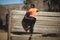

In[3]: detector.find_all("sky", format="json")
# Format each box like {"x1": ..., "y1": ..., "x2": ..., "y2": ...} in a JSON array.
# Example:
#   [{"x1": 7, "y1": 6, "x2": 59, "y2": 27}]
[{"x1": 0, "y1": 0, "x2": 24, "y2": 5}]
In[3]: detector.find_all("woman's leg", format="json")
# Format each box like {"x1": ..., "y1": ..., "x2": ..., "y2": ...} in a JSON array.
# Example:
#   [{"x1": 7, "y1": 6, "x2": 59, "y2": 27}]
[
  {"x1": 29, "y1": 18, "x2": 36, "y2": 34},
  {"x1": 22, "y1": 19, "x2": 28, "y2": 32}
]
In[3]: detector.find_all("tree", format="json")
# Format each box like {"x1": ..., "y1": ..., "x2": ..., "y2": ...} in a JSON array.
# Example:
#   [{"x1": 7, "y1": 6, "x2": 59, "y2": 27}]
[
  {"x1": 24, "y1": 0, "x2": 32, "y2": 4},
  {"x1": 22, "y1": 0, "x2": 32, "y2": 10},
  {"x1": 23, "y1": 0, "x2": 60, "y2": 11},
  {"x1": 44, "y1": 0, "x2": 60, "y2": 12}
]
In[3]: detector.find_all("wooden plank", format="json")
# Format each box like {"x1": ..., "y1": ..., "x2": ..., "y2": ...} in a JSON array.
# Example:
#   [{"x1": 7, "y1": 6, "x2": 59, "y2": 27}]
[
  {"x1": 37, "y1": 12, "x2": 60, "y2": 17},
  {"x1": 11, "y1": 10, "x2": 60, "y2": 16},
  {"x1": 36, "y1": 21, "x2": 60, "y2": 26},
  {"x1": 36, "y1": 16, "x2": 60, "y2": 21},
  {"x1": 10, "y1": 17, "x2": 60, "y2": 26},
  {"x1": 10, "y1": 14, "x2": 60, "y2": 22},
  {"x1": 11, "y1": 26, "x2": 60, "y2": 33}
]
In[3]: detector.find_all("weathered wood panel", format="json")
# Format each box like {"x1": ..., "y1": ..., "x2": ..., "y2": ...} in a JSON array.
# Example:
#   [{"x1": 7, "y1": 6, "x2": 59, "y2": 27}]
[
  {"x1": 9, "y1": 10, "x2": 60, "y2": 34},
  {"x1": 11, "y1": 34, "x2": 60, "y2": 40}
]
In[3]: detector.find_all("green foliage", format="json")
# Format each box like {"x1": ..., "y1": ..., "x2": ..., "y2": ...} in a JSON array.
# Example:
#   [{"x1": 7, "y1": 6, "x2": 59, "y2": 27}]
[
  {"x1": 24, "y1": 0, "x2": 32, "y2": 4},
  {"x1": 39, "y1": 0, "x2": 60, "y2": 12},
  {"x1": 44, "y1": 0, "x2": 60, "y2": 11},
  {"x1": 24, "y1": 0, "x2": 60, "y2": 11},
  {"x1": 23, "y1": 0, "x2": 32, "y2": 10}
]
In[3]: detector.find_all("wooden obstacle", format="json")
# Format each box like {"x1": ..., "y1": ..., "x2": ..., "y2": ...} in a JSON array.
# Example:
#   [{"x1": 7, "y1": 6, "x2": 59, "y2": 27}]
[{"x1": 9, "y1": 10, "x2": 60, "y2": 34}]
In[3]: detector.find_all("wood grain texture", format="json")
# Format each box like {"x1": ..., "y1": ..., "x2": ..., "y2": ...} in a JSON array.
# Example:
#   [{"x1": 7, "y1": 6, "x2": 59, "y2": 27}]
[{"x1": 9, "y1": 10, "x2": 60, "y2": 34}]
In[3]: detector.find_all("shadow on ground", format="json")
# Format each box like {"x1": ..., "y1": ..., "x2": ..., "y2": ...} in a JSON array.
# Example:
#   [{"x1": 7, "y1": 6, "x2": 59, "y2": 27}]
[
  {"x1": 42, "y1": 33, "x2": 60, "y2": 37},
  {"x1": 11, "y1": 32, "x2": 60, "y2": 37}
]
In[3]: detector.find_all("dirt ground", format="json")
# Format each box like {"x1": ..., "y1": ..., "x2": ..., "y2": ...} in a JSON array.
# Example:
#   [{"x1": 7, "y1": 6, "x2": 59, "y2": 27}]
[
  {"x1": 0, "y1": 30, "x2": 7, "y2": 40},
  {"x1": 0, "y1": 29, "x2": 60, "y2": 40}
]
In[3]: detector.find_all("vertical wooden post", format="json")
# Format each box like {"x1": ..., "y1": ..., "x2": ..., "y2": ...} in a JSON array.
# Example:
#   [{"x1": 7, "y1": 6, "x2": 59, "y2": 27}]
[{"x1": 8, "y1": 11, "x2": 11, "y2": 40}]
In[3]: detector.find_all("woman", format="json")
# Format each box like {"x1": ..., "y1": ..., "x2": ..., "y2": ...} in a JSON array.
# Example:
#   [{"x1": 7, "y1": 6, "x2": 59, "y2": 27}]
[{"x1": 22, "y1": 4, "x2": 38, "y2": 33}]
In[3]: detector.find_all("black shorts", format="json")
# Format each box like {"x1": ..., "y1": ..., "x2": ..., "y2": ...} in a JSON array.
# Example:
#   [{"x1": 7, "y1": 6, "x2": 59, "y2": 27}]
[{"x1": 22, "y1": 16, "x2": 36, "y2": 26}]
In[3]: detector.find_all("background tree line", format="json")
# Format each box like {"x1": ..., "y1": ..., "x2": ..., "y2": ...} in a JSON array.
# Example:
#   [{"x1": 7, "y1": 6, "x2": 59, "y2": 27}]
[{"x1": 23, "y1": 0, "x2": 60, "y2": 12}]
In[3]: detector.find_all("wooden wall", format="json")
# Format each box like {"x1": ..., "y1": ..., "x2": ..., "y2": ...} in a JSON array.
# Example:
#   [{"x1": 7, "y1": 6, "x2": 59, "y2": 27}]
[{"x1": 9, "y1": 10, "x2": 60, "y2": 34}]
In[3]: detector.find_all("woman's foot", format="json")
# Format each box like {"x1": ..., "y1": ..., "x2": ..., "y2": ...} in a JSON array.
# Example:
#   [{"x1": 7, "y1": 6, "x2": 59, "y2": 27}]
[{"x1": 25, "y1": 28, "x2": 28, "y2": 32}]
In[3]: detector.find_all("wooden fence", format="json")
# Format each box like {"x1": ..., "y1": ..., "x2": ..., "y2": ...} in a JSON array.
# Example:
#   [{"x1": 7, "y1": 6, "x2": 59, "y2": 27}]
[{"x1": 9, "y1": 10, "x2": 60, "y2": 34}]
